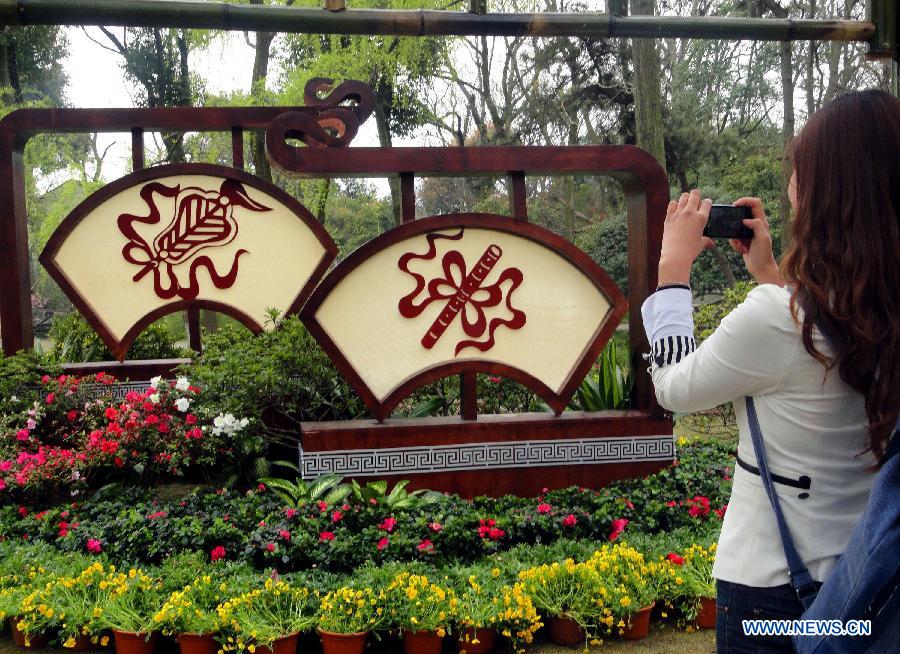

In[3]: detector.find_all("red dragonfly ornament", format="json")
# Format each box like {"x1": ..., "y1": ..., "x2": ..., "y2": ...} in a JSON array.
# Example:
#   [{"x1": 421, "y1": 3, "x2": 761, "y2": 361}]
[
  {"x1": 398, "y1": 229, "x2": 526, "y2": 355},
  {"x1": 118, "y1": 179, "x2": 271, "y2": 300}
]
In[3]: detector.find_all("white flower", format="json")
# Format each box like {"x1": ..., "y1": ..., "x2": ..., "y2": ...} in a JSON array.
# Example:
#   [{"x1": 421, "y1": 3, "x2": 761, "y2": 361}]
[
  {"x1": 175, "y1": 397, "x2": 190, "y2": 412},
  {"x1": 9, "y1": 395, "x2": 17, "y2": 403},
  {"x1": 175, "y1": 377, "x2": 190, "y2": 392},
  {"x1": 210, "y1": 412, "x2": 249, "y2": 436},
  {"x1": 149, "y1": 393, "x2": 160, "y2": 404},
  {"x1": 149, "y1": 376, "x2": 163, "y2": 389}
]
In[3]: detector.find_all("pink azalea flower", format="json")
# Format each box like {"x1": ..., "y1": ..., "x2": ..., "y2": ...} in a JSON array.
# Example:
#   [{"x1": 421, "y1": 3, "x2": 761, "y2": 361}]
[
  {"x1": 417, "y1": 538, "x2": 434, "y2": 552},
  {"x1": 429, "y1": 522, "x2": 442, "y2": 532},
  {"x1": 266, "y1": 542, "x2": 276, "y2": 552},
  {"x1": 279, "y1": 530, "x2": 291, "y2": 540},
  {"x1": 537, "y1": 503, "x2": 552, "y2": 514},
  {"x1": 319, "y1": 531, "x2": 335, "y2": 542},
  {"x1": 562, "y1": 514, "x2": 577, "y2": 528},
  {"x1": 377, "y1": 537, "x2": 389, "y2": 551},
  {"x1": 380, "y1": 517, "x2": 397, "y2": 533},
  {"x1": 608, "y1": 518, "x2": 629, "y2": 541},
  {"x1": 284, "y1": 508, "x2": 298, "y2": 519},
  {"x1": 210, "y1": 546, "x2": 226, "y2": 562},
  {"x1": 86, "y1": 538, "x2": 103, "y2": 553},
  {"x1": 331, "y1": 510, "x2": 343, "y2": 523}
]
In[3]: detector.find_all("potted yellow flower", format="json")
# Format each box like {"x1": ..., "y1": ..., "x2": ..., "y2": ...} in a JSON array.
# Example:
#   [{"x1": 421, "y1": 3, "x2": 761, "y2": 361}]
[
  {"x1": 517, "y1": 559, "x2": 605, "y2": 648},
  {"x1": 384, "y1": 572, "x2": 454, "y2": 654},
  {"x1": 216, "y1": 578, "x2": 316, "y2": 654},
  {"x1": 19, "y1": 562, "x2": 117, "y2": 650},
  {"x1": 673, "y1": 543, "x2": 717, "y2": 629},
  {"x1": 586, "y1": 543, "x2": 658, "y2": 640},
  {"x1": 152, "y1": 576, "x2": 225, "y2": 654},
  {"x1": 317, "y1": 586, "x2": 384, "y2": 654},
  {"x1": 97, "y1": 568, "x2": 164, "y2": 654}
]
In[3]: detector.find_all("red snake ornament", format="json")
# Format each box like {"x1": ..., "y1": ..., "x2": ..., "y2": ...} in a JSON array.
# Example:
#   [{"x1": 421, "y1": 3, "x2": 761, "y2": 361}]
[{"x1": 118, "y1": 180, "x2": 271, "y2": 300}]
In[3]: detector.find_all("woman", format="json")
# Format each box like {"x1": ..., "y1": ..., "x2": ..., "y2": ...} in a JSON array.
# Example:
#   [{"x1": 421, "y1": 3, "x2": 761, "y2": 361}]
[{"x1": 641, "y1": 89, "x2": 899, "y2": 653}]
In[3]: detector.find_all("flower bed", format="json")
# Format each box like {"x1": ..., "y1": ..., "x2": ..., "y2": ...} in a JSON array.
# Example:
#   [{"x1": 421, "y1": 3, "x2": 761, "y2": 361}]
[{"x1": 0, "y1": 534, "x2": 718, "y2": 653}]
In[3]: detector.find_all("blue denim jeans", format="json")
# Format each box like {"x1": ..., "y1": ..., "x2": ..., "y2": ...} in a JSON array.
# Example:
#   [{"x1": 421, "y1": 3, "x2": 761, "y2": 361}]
[{"x1": 716, "y1": 579, "x2": 821, "y2": 654}]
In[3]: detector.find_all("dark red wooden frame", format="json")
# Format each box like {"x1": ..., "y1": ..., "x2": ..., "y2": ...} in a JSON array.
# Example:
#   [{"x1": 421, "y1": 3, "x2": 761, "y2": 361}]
[
  {"x1": 0, "y1": 89, "x2": 672, "y2": 496},
  {"x1": 267, "y1": 137, "x2": 669, "y2": 416},
  {"x1": 39, "y1": 162, "x2": 338, "y2": 360},
  {"x1": 300, "y1": 212, "x2": 629, "y2": 421}
]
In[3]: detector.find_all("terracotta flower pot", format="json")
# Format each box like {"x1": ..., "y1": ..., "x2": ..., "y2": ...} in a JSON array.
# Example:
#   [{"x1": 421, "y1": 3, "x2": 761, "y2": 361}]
[
  {"x1": 113, "y1": 630, "x2": 159, "y2": 654},
  {"x1": 456, "y1": 627, "x2": 496, "y2": 654},
  {"x1": 622, "y1": 602, "x2": 655, "y2": 640},
  {"x1": 9, "y1": 617, "x2": 50, "y2": 649},
  {"x1": 317, "y1": 629, "x2": 368, "y2": 654},
  {"x1": 696, "y1": 597, "x2": 717, "y2": 629},
  {"x1": 402, "y1": 629, "x2": 443, "y2": 654},
  {"x1": 252, "y1": 633, "x2": 299, "y2": 654},
  {"x1": 546, "y1": 616, "x2": 585, "y2": 647},
  {"x1": 176, "y1": 633, "x2": 219, "y2": 654}
]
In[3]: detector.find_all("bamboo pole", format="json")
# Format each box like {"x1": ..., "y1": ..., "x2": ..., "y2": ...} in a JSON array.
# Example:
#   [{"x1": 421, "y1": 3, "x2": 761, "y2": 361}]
[{"x1": 0, "y1": 0, "x2": 876, "y2": 43}]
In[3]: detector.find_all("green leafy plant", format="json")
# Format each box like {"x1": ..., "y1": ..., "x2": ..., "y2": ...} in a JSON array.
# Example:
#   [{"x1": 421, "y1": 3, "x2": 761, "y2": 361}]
[
  {"x1": 348, "y1": 479, "x2": 443, "y2": 510},
  {"x1": 568, "y1": 339, "x2": 632, "y2": 411},
  {"x1": 48, "y1": 313, "x2": 184, "y2": 363},
  {"x1": 258, "y1": 474, "x2": 351, "y2": 508},
  {"x1": 217, "y1": 578, "x2": 317, "y2": 650}
]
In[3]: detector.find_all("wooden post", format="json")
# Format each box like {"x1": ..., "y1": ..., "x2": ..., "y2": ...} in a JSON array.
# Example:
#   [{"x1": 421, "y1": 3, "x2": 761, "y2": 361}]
[
  {"x1": 460, "y1": 372, "x2": 478, "y2": 420},
  {"x1": 507, "y1": 171, "x2": 527, "y2": 221}
]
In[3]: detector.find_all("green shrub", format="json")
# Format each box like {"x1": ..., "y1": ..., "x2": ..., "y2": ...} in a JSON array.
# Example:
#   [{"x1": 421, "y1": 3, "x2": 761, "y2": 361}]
[
  {"x1": 693, "y1": 281, "x2": 756, "y2": 342},
  {"x1": 48, "y1": 313, "x2": 184, "y2": 362},
  {"x1": 0, "y1": 350, "x2": 60, "y2": 416},
  {"x1": 180, "y1": 316, "x2": 366, "y2": 449}
]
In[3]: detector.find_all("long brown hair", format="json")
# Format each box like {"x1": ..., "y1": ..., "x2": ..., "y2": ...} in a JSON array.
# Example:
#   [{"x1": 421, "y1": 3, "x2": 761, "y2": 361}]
[{"x1": 781, "y1": 89, "x2": 900, "y2": 465}]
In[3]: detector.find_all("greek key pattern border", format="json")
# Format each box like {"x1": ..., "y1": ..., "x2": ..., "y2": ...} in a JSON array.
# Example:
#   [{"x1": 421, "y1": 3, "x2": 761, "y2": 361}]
[{"x1": 300, "y1": 435, "x2": 675, "y2": 478}]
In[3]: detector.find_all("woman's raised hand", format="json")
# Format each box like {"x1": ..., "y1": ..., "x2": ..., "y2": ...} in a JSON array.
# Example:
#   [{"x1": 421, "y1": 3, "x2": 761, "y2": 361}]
[
  {"x1": 658, "y1": 189, "x2": 713, "y2": 286},
  {"x1": 731, "y1": 198, "x2": 784, "y2": 287}
]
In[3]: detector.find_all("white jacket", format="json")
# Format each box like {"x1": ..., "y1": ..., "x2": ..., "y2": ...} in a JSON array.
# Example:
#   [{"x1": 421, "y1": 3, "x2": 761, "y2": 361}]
[{"x1": 641, "y1": 284, "x2": 876, "y2": 587}]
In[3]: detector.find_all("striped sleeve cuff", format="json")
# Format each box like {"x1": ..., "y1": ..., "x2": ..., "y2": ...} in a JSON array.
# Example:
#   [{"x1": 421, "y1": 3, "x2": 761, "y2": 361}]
[{"x1": 650, "y1": 334, "x2": 696, "y2": 369}]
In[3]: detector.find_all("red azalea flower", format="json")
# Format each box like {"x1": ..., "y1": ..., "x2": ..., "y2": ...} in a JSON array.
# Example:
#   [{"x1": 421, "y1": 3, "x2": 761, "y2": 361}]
[
  {"x1": 266, "y1": 542, "x2": 276, "y2": 552},
  {"x1": 623, "y1": 498, "x2": 634, "y2": 509},
  {"x1": 380, "y1": 517, "x2": 397, "y2": 533},
  {"x1": 41, "y1": 375, "x2": 50, "y2": 384},
  {"x1": 317, "y1": 501, "x2": 328, "y2": 512},
  {"x1": 377, "y1": 537, "x2": 389, "y2": 550},
  {"x1": 86, "y1": 538, "x2": 102, "y2": 553},
  {"x1": 114, "y1": 457, "x2": 125, "y2": 468},
  {"x1": 369, "y1": 498, "x2": 377, "y2": 505},
  {"x1": 417, "y1": 538, "x2": 434, "y2": 552},
  {"x1": 210, "y1": 546, "x2": 226, "y2": 562},
  {"x1": 0, "y1": 479, "x2": 6, "y2": 491},
  {"x1": 16, "y1": 429, "x2": 29, "y2": 442},
  {"x1": 665, "y1": 500, "x2": 677, "y2": 508},
  {"x1": 58, "y1": 521, "x2": 69, "y2": 538},
  {"x1": 667, "y1": 552, "x2": 685, "y2": 565},
  {"x1": 257, "y1": 483, "x2": 266, "y2": 492},
  {"x1": 429, "y1": 522, "x2": 442, "y2": 532},
  {"x1": 714, "y1": 504, "x2": 728, "y2": 519},
  {"x1": 186, "y1": 414, "x2": 197, "y2": 424},
  {"x1": 537, "y1": 503, "x2": 552, "y2": 514},
  {"x1": 608, "y1": 518, "x2": 629, "y2": 541},
  {"x1": 284, "y1": 508, "x2": 298, "y2": 519},
  {"x1": 67, "y1": 410, "x2": 79, "y2": 422},
  {"x1": 105, "y1": 407, "x2": 118, "y2": 421},
  {"x1": 46, "y1": 393, "x2": 55, "y2": 404},
  {"x1": 488, "y1": 527, "x2": 505, "y2": 540},
  {"x1": 18, "y1": 506, "x2": 27, "y2": 517},
  {"x1": 319, "y1": 531, "x2": 335, "y2": 542},
  {"x1": 147, "y1": 511, "x2": 167, "y2": 520},
  {"x1": 331, "y1": 511, "x2": 343, "y2": 523},
  {"x1": 279, "y1": 530, "x2": 291, "y2": 540},
  {"x1": 562, "y1": 514, "x2": 577, "y2": 528},
  {"x1": 144, "y1": 414, "x2": 159, "y2": 425},
  {"x1": 487, "y1": 376, "x2": 502, "y2": 383}
]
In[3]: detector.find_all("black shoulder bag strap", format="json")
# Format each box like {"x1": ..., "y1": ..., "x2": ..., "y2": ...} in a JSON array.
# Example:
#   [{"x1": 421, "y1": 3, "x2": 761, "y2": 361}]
[{"x1": 744, "y1": 396, "x2": 819, "y2": 609}]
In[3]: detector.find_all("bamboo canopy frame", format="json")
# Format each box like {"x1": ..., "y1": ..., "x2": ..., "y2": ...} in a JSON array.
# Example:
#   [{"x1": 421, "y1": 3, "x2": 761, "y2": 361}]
[{"x1": 0, "y1": 0, "x2": 895, "y2": 91}]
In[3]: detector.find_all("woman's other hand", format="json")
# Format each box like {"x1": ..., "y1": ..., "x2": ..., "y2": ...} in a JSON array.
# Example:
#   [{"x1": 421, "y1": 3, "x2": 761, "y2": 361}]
[
  {"x1": 730, "y1": 198, "x2": 784, "y2": 286},
  {"x1": 658, "y1": 190, "x2": 713, "y2": 286}
]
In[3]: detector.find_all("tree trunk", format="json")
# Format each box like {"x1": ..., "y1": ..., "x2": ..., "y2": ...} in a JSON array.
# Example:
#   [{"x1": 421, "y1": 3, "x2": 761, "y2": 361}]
[
  {"x1": 710, "y1": 245, "x2": 737, "y2": 287},
  {"x1": 630, "y1": 0, "x2": 666, "y2": 167},
  {"x1": 373, "y1": 93, "x2": 401, "y2": 225},
  {"x1": 779, "y1": 40, "x2": 794, "y2": 252},
  {"x1": 250, "y1": 0, "x2": 275, "y2": 182}
]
